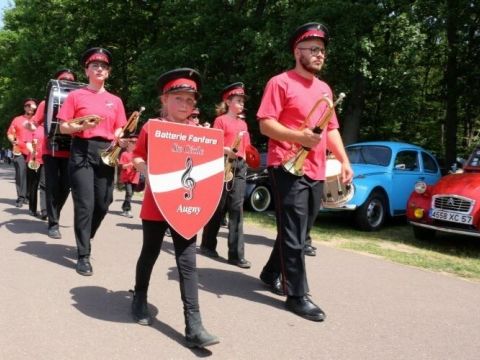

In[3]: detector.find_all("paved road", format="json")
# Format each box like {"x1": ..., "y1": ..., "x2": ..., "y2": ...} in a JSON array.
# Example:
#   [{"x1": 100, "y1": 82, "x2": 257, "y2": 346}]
[{"x1": 1, "y1": 163, "x2": 479, "y2": 360}]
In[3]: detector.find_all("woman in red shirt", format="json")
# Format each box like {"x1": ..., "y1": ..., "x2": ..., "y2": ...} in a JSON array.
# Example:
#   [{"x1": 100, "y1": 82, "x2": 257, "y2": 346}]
[
  {"x1": 200, "y1": 82, "x2": 252, "y2": 268},
  {"x1": 58, "y1": 47, "x2": 127, "y2": 276},
  {"x1": 131, "y1": 68, "x2": 218, "y2": 349}
]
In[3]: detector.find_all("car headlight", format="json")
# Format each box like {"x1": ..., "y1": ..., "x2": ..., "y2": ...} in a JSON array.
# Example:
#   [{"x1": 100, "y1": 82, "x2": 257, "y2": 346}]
[{"x1": 414, "y1": 181, "x2": 427, "y2": 194}]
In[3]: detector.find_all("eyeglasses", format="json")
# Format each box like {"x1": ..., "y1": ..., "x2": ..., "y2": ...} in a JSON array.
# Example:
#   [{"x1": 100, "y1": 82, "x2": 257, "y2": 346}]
[{"x1": 297, "y1": 46, "x2": 327, "y2": 57}]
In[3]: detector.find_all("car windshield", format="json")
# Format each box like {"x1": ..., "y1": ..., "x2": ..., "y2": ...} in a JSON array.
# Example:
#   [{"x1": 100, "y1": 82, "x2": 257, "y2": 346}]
[
  {"x1": 347, "y1": 145, "x2": 392, "y2": 166},
  {"x1": 465, "y1": 146, "x2": 480, "y2": 170}
]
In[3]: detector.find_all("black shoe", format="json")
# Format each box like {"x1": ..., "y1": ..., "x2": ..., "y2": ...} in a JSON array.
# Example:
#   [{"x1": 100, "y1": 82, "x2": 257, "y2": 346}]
[
  {"x1": 185, "y1": 311, "x2": 219, "y2": 348},
  {"x1": 199, "y1": 246, "x2": 219, "y2": 258},
  {"x1": 131, "y1": 291, "x2": 152, "y2": 326},
  {"x1": 76, "y1": 257, "x2": 93, "y2": 276},
  {"x1": 15, "y1": 200, "x2": 23, "y2": 208},
  {"x1": 260, "y1": 271, "x2": 285, "y2": 296},
  {"x1": 48, "y1": 228, "x2": 62, "y2": 239},
  {"x1": 304, "y1": 245, "x2": 316, "y2": 257},
  {"x1": 29, "y1": 210, "x2": 38, "y2": 217},
  {"x1": 228, "y1": 258, "x2": 251, "y2": 269},
  {"x1": 40, "y1": 211, "x2": 48, "y2": 221},
  {"x1": 285, "y1": 296, "x2": 326, "y2": 322}
]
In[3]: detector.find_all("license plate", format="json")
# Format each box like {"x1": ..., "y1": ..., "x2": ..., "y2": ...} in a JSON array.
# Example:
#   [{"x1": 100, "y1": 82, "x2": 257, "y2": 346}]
[{"x1": 429, "y1": 209, "x2": 473, "y2": 225}]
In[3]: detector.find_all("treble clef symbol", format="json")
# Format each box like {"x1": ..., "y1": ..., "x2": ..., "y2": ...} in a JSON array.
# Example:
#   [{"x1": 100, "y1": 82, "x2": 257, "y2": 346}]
[{"x1": 181, "y1": 157, "x2": 195, "y2": 200}]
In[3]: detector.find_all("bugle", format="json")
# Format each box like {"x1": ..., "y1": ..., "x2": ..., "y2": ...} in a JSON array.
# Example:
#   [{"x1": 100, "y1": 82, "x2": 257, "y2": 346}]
[
  {"x1": 101, "y1": 107, "x2": 145, "y2": 167},
  {"x1": 224, "y1": 131, "x2": 245, "y2": 183},
  {"x1": 69, "y1": 114, "x2": 103, "y2": 126},
  {"x1": 27, "y1": 139, "x2": 40, "y2": 171},
  {"x1": 282, "y1": 93, "x2": 346, "y2": 176}
]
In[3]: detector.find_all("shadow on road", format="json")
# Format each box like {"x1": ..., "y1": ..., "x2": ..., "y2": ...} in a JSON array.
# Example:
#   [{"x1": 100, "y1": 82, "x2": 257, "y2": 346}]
[
  {"x1": 168, "y1": 266, "x2": 285, "y2": 310},
  {"x1": 69, "y1": 286, "x2": 213, "y2": 357},
  {"x1": 0, "y1": 197, "x2": 20, "y2": 207},
  {"x1": 15, "y1": 241, "x2": 77, "y2": 269},
  {"x1": 0, "y1": 217, "x2": 48, "y2": 234}
]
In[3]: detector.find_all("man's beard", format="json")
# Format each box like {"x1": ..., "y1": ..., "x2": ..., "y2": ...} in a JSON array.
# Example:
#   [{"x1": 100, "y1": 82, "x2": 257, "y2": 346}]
[{"x1": 299, "y1": 54, "x2": 322, "y2": 74}]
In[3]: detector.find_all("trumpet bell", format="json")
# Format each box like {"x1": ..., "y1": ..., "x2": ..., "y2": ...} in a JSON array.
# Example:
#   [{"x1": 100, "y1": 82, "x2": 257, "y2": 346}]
[{"x1": 28, "y1": 160, "x2": 40, "y2": 171}]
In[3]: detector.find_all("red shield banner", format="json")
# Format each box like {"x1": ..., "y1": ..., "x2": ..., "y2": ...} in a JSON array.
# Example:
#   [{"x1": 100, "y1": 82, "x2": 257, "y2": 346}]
[{"x1": 147, "y1": 120, "x2": 224, "y2": 239}]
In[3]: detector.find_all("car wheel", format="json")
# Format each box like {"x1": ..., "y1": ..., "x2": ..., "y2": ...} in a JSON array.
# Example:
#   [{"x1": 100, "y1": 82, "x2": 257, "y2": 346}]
[
  {"x1": 413, "y1": 226, "x2": 436, "y2": 241},
  {"x1": 249, "y1": 185, "x2": 272, "y2": 212},
  {"x1": 354, "y1": 191, "x2": 387, "y2": 231}
]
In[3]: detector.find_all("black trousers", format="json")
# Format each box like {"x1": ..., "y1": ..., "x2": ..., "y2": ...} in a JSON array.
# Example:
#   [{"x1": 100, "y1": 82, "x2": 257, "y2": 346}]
[
  {"x1": 135, "y1": 220, "x2": 199, "y2": 312},
  {"x1": 27, "y1": 165, "x2": 46, "y2": 214},
  {"x1": 262, "y1": 167, "x2": 323, "y2": 297},
  {"x1": 13, "y1": 154, "x2": 27, "y2": 201},
  {"x1": 69, "y1": 138, "x2": 114, "y2": 257},
  {"x1": 201, "y1": 159, "x2": 247, "y2": 261},
  {"x1": 43, "y1": 155, "x2": 70, "y2": 230},
  {"x1": 122, "y1": 183, "x2": 133, "y2": 211}
]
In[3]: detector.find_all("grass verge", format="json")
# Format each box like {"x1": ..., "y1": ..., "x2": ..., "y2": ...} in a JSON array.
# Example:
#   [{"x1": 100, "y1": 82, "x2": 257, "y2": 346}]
[{"x1": 244, "y1": 211, "x2": 480, "y2": 281}]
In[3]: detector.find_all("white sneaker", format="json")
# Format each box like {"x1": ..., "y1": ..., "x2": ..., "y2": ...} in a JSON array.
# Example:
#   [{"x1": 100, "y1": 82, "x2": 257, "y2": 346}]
[{"x1": 126, "y1": 211, "x2": 133, "y2": 218}]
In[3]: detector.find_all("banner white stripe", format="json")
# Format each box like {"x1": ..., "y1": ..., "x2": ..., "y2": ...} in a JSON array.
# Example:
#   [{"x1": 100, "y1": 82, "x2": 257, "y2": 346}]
[{"x1": 149, "y1": 157, "x2": 224, "y2": 193}]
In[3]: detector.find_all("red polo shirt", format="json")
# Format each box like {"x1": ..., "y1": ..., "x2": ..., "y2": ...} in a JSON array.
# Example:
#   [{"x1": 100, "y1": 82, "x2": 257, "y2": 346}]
[
  {"x1": 213, "y1": 114, "x2": 251, "y2": 159},
  {"x1": 119, "y1": 151, "x2": 140, "y2": 184},
  {"x1": 57, "y1": 88, "x2": 127, "y2": 140},
  {"x1": 32, "y1": 100, "x2": 70, "y2": 158},
  {"x1": 257, "y1": 70, "x2": 339, "y2": 180},
  {"x1": 7, "y1": 115, "x2": 34, "y2": 156}
]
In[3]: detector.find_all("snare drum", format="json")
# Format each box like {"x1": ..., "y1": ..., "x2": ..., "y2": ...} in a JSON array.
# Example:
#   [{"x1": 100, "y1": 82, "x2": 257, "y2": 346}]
[
  {"x1": 322, "y1": 158, "x2": 354, "y2": 207},
  {"x1": 44, "y1": 79, "x2": 86, "y2": 153}
]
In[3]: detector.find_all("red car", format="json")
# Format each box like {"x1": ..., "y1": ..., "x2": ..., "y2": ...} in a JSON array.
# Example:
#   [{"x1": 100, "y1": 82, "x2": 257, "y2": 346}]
[{"x1": 407, "y1": 145, "x2": 480, "y2": 239}]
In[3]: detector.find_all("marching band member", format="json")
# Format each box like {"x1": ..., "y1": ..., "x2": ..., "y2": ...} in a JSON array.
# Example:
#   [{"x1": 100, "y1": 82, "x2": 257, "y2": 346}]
[
  {"x1": 130, "y1": 68, "x2": 219, "y2": 349},
  {"x1": 25, "y1": 124, "x2": 46, "y2": 219},
  {"x1": 6, "y1": 98, "x2": 37, "y2": 208},
  {"x1": 119, "y1": 136, "x2": 139, "y2": 218},
  {"x1": 30, "y1": 69, "x2": 77, "y2": 238},
  {"x1": 58, "y1": 48, "x2": 127, "y2": 276},
  {"x1": 200, "y1": 82, "x2": 252, "y2": 268},
  {"x1": 257, "y1": 22, "x2": 353, "y2": 321}
]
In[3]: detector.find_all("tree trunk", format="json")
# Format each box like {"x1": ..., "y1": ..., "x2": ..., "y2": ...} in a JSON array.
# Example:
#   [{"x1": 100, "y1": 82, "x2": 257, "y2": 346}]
[
  {"x1": 342, "y1": 72, "x2": 366, "y2": 145},
  {"x1": 444, "y1": 0, "x2": 458, "y2": 167}
]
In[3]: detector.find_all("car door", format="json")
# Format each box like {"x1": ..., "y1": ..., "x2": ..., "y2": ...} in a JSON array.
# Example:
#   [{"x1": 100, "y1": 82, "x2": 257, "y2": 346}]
[
  {"x1": 391, "y1": 150, "x2": 423, "y2": 213},
  {"x1": 420, "y1": 151, "x2": 441, "y2": 184}
]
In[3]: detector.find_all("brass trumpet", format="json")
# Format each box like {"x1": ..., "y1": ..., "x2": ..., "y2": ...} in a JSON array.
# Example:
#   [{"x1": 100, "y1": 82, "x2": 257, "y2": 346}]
[
  {"x1": 224, "y1": 131, "x2": 245, "y2": 183},
  {"x1": 101, "y1": 107, "x2": 145, "y2": 167},
  {"x1": 282, "y1": 93, "x2": 346, "y2": 176},
  {"x1": 69, "y1": 114, "x2": 103, "y2": 126},
  {"x1": 27, "y1": 139, "x2": 40, "y2": 171}
]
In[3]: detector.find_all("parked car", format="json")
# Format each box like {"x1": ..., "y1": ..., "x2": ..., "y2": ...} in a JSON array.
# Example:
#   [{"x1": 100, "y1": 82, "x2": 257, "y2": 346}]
[
  {"x1": 407, "y1": 145, "x2": 480, "y2": 239},
  {"x1": 322, "y1": 141, "x2": 442, "y2": 231},
  {"x1": 244, "y1": 153, "x2": 273, "y2": 212}
]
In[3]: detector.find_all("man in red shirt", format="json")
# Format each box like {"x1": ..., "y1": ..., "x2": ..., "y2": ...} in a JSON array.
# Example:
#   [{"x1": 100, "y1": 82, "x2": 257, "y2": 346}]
[
  {"x1": 30, "y1": 68, "x2": 77, "y2": 238},
  {"x1": 257, "y1": 22, "x2": 353, "y2": 322},
  {"x1": 6, "y1": 98, "x2": 38, "y2": 207}
]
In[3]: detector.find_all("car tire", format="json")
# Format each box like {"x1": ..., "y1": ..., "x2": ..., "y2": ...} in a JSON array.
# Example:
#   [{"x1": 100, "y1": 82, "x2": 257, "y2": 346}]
[
  {"x1": 412, "y1": 226, "x2": 436, "y2": 241},
  {"x1": 354, "y1": 191, "x2": 387, "y2": 231},
  {"x1": 249, "y1": 185, "x2": 272, "y2": 212}
]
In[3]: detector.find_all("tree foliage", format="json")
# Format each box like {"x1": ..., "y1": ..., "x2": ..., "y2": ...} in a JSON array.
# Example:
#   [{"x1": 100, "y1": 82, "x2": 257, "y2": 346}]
[{"x1": 0, "y1": 0, "x2": 478, "y2": 162}]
